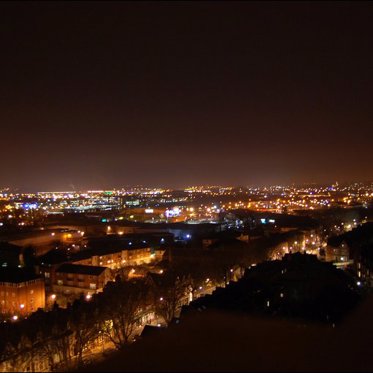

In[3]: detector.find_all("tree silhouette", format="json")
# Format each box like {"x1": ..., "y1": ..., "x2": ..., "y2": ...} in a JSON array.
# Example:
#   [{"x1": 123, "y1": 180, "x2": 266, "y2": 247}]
[
  {"x1": 69, "y1": 296, "x2": 100, "y2": 367},
  {"x1": 98, "y1": 278, "x2": 149, "y2": 349},
  {"x1": 150, "y1": 270, "x2": 190, "y2": 323}
]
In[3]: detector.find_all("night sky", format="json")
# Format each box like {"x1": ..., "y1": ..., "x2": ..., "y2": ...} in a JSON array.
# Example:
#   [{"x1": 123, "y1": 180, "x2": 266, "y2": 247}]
[{"x1": 1, "y1": 1, "x2": 372, "y2": 191}]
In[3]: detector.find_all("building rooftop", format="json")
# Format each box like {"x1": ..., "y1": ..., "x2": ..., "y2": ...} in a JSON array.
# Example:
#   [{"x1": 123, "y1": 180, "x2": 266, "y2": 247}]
[
  {"x1": 56, "y1": 263, "x2": 108, "y2": 276},
  {"x1": 70, "y1": 244, "x2": 152, "y2": 262},
  {"x1": 0, "y1": 268, "x2": 42, "y2": 283},
  {"x1": 0, "y1": 241, "x2": 23, "y2": 254}
]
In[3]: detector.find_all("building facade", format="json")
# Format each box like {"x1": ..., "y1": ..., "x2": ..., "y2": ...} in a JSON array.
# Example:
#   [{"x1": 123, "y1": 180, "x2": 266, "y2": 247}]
[
  {"x1": 0, "y1": 271, "x2": 45, "y2": 318},
  {"x1": 53, "y1": 264, "x2": 111, "y2": 296}
]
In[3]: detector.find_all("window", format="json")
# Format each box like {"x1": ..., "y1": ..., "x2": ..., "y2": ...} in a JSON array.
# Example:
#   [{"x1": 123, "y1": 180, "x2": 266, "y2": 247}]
[
  {"x1": 44, "y1": 272, "x2": 50, "y2": 278},
  {"x1": 57, "y1": 280, "x2": 63, "y2": 285},
  {"x1": 89, "y1": 283, "x2": 97, "y2": 290}
]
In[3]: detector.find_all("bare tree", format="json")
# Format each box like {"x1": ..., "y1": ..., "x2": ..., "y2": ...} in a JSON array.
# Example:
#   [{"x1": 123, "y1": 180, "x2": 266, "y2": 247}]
[
  {"x1": 69, "y1": 297, "x2": 101, "y2": 367},
  {"x1": 150, "y1": 271, "x2": 191, "y2": 323},
  {"x1": 98, "y1": 278, "x2": 149, "y2": 349}
]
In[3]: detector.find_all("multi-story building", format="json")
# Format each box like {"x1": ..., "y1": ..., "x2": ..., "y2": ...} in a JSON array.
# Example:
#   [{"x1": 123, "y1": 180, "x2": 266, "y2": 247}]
[
  {"x1": 53, "y1": 263, "x2": 111, "y2": 296},
  {"x1": 71, "y1": 246, "x2": 164, "y2": 269},
  {"x1": 325, "y1": 240, "x2": 353, "y2": 268},
  {"x1": 0, "y1": 268, "x2": 45, "y2": 318}
]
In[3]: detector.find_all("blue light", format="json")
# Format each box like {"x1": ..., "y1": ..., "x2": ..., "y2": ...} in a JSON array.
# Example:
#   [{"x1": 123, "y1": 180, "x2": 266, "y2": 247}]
[{"x1": 22, "y1": 203, "x2": 38, "y2": 210}]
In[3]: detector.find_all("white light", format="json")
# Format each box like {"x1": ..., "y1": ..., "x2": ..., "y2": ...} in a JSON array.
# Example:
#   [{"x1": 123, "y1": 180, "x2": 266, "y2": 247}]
[
  {"x1": 357, "y1": 281, "x2": 361, "y2": 286},
  {"x1": 12, "y1": 315, "x2": 18, "y2": 321},
  {"x1": 20, "y1": 304, "x2": 24, "y2": 309},
  {"x1": 86, "y1": 294, "x2": 92, "y2": 300}
]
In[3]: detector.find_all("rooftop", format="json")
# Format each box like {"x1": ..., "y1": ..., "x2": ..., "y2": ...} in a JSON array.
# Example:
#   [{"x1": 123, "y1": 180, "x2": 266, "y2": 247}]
[
  {"x1": 56, "y1": 263, "x2": 108, "y2": 276},
  {"x1": 0, "y1": 268, "x2": 42, "y2": 283}
]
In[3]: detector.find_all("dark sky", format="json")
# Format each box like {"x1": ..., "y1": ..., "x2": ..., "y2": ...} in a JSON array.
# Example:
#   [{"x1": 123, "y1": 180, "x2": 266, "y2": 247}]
[{"x1": 1, "y1": 1, "x2": 373, "y2": 191}]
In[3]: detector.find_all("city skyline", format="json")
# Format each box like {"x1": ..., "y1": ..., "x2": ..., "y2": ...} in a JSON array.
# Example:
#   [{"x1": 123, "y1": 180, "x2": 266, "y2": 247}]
[
  {"x1": 1, "y1": 180, "x2": 372, "y2": 194},
  {"x1": 1, "y1": 2, "x2": 373, "y2": 372},
  {"x1": 1, "y1": 1, "x2": 372, "y2": 191}
]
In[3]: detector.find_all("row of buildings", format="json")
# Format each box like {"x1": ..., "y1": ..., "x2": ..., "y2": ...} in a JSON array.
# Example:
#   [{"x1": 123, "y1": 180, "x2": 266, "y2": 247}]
[{"x1": 0, "y1": 239, "x2": 165, "y2": 319}]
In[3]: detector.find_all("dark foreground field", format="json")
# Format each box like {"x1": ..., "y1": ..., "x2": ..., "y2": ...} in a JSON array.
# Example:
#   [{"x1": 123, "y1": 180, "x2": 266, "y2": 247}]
[{"x1": 82, "y1": 295, "x2": 373, "y2": 372}]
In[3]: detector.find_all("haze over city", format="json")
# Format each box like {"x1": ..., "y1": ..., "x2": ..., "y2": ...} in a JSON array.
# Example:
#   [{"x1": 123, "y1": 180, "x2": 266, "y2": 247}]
[{"x1": 1, "y1": 1, "x2": 373, "y2": 191}]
